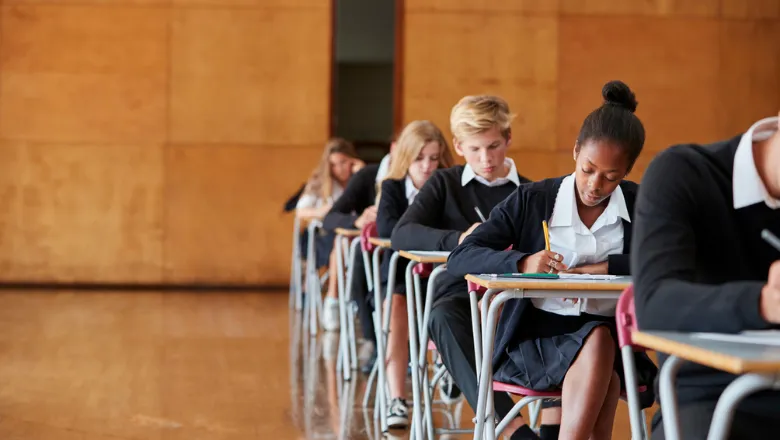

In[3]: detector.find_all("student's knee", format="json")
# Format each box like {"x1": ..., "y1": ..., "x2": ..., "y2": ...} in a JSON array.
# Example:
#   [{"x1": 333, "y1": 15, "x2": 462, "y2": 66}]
[{"x1": 585, "y1": 325, "x2": 615, "y2": 357}]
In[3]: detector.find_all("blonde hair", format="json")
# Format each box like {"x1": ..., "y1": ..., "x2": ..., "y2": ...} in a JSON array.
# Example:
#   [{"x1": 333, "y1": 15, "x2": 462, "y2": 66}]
[
  {"x1": 376, "y1": 120, "x2": 454, "y2": 204},
  {"x1": 303, "y1": 138, "x2": 358, "y2": 200},
  {"x1": 450, "y1": 95, "x2": 514, "y2": 142}
]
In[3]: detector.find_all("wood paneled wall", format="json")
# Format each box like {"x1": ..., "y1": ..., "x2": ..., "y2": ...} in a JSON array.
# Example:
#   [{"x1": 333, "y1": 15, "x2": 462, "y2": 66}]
[
  {"x1": 402, "y1": 0, "x2": 780, "y2": 181},
  {"x1": 0, "y1": 1, "x2": 331, "y2": 285}
]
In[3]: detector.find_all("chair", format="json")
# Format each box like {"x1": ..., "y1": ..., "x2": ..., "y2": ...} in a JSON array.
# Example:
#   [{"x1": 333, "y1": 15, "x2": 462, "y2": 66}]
[{"x1": 616, "y1": 285, "x2": 651, "y2": 440}]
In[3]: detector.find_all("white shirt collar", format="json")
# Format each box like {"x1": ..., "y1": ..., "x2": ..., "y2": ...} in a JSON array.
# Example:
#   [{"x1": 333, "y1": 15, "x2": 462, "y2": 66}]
[
  {"x1": 461, "y1": 158, "x2": 521, "y2": 187},
  {"x1": 549, "y1": 174, "x2": 630, "y2": 230},
  {"x1": 376, "y1": 153, "x2": 392, "y2": 183},
  {"x1": 404, "y1": 175, "x2": 419, "y2": 203},
  {"x1": 733, "y1": 116, "x2": 780, "y2": 210}
]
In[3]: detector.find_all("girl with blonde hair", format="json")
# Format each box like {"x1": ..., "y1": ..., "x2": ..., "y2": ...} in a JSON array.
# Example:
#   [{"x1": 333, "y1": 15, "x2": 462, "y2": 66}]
[{"x1": 375, "y1": 120, "x2": 454, "y2": 428}]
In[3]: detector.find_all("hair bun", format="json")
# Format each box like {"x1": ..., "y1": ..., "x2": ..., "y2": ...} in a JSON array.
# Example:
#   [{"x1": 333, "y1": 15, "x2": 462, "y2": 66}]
[{"x1": 602, "y1": 80, "x2": 638, "y2": 113}]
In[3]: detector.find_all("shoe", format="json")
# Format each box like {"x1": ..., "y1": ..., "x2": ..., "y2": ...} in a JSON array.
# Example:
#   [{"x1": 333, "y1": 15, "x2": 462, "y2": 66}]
[
  {"x1": 436, "y1": 361, "x2": 462, "y2": 405},
  {"x1": 360, "y1": 349, "x2": 376, "y2": 375},
  {"x1": 386, "y1": 398, "x2": 409, "y2": 429},
  {"x1": 321, "y1": 297, "x2": 340, "y2": 331}
]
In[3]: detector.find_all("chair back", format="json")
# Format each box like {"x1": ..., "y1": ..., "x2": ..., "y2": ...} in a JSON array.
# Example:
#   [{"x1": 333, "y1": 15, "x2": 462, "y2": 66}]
[{"x1": 360, "y1": 222, "x2": 378, "y2": 253}]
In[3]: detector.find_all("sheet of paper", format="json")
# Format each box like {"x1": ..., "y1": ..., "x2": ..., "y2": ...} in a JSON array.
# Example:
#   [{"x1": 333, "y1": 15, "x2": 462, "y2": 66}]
[
  {"x1": 408, "y1": 251, "x2": 450, "y2": 257},
  {"x1": 692, "y1": 331, "x2": 780, "y2": 346},
  {"x1": 550, "y1": 244, "x2": 579, "y2": 269},
  {"x1": 557, "y1": 274, "x2": 619, "y2": 280}
]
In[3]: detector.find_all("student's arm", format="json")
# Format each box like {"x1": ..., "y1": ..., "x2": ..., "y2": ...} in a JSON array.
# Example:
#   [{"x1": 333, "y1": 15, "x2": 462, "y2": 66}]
[
  {"x1": 295, "y1": 193, "x2": 331, "y2": 219},
  {"x1": 322, "y1": 168, "x2": 372, "y2": 231},
  {"x1": 377, "y1": 180, "x2": 405, "y2": 238},
  {"x1": 391, "y1": 174, "x2": 461, "y2": 251},
  {"x1": 447, "y1": 190, "x2": 530, "y2": 276},
  {"x1": 284, "y1": 183, "x2": 306, "y2": 213},
  {"x1": 632, "y1": 150, "x2": 771, "y2": 333}
]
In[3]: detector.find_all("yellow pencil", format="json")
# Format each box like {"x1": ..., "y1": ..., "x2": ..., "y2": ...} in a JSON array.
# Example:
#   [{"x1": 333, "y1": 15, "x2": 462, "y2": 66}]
[{"x1": 542, "y1": 220, "x2": 550, "y2": 251}]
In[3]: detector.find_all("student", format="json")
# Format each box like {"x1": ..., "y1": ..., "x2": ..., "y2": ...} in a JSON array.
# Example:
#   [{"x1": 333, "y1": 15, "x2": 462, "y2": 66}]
[
  {"x1": 391, "y1": 95, "x2": 555, "y2": 439},
  {"x1": 633, "y1": 113, "x2": 780, "y2": 439},
  {"x1": 320, "y1": 156, "x2": 383, "y2": 343},
  {"x1": 445, "y1": 81, "x2": 657, "y2": 440},
  {"x1": 296, "y1": 138, "x2": 363, "y2": 269},
  {"x1": 375, "y1": 120, "x2": 454, "y2": 428}
]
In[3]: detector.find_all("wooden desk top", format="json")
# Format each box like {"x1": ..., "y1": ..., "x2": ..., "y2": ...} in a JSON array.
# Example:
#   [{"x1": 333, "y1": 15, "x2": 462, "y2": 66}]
[
  {"x1": 368, "y1": 237, "x2": 392, "y2": 248},
  {"x1": 397, "y1": 250, "x2": 450, "y2": 263},
  {"x1": 465, "y1": 274, "x2": 631, "y2": 291},
  {"x1": 633, "y1": 331, "x2": 780, "y2": 375},
  {"x1": 334, "y1": 228, "x2": 361, "y2": 238}
]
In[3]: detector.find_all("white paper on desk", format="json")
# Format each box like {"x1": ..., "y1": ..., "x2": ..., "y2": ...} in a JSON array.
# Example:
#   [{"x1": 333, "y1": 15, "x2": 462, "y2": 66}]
[
  {"x1": 692, "y1": 331, "x2": 780, "y2": 346},
  {"x1": 557, "y1": 274, "x2": 619, "y2": 280},
  {"x1": 549, "y1": 244, "x2": 579, "y2": 269}
]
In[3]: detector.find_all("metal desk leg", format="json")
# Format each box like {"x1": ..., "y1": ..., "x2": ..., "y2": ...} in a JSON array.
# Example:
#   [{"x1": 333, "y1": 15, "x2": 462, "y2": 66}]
[
  {"x1": 345, "y1": 238, "x2": 361, "y2": 371},
  {"x1": 419, "y1": 265, "x2": 446, "y2": 440},
  {"x1": 335, "y1": 236, "x2": 351, "y2": 381},
  {"x1": 406, "y1": 262, "x2": 423, "y2": 440},
  {"x1": 659, "y1": 356, "x2": 684, "y2": 440},
  {"x1": 706, "y1": 373, "x2": 780, "y2": 440},
  {"x1": 371, "y1": 247, "x2": 388, "y2": 431}
]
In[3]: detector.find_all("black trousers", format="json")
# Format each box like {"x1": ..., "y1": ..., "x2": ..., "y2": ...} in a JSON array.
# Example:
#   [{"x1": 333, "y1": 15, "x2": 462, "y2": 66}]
[
  {"x1": 651, "y1": 397, "x2": 780, "y2": 440},
  {"x1": 348, "y1": 250, "x2": 375, "y2": 343},
  {"x1": 428, "y1": 293, "x2": 518, "y2": 418}
]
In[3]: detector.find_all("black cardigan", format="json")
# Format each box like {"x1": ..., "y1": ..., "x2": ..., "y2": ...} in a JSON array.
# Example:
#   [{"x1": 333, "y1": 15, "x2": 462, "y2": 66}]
[
  {"x1": 377, "y1": 178, "x2": 411, "y2": 289},
  {"x1": 447, "y1": 176, "x2": 638, "y2": 367},
  {"x1": 322, "y1": 164, "x2": 379, "y2": 232},
  {"x1": 633, "y1": 136, "x2": 780, "y2": 409}
]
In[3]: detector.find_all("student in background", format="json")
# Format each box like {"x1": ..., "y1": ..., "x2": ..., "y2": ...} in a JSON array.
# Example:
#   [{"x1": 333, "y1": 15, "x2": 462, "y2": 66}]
[
  {"x1": 391, "y1": 95, "x2": 555, "y2": 439},
  {"x1": 375, "y1": 120, "x2": 454, "y2": 428},
  {"x1": 320, "y1": 152, "x2": 383, "y2": 349},
  {"x1": 633, "y1": 112, "x2": 780, "y2": 439},
  {"x1": 296, "y1": 138, "x2": 363, "y2": 270},
  {"x1": 448, "y1": 81, "x2": 656, "y2": 440}
]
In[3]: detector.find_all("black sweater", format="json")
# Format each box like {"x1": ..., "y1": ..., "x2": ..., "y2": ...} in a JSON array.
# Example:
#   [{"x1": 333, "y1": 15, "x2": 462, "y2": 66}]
[
  {"x1": 377, "y1": 178, "x2": 412, "y2": 290},
  {"x1": 323, "y1": 164, "x2": 379, "y2": 232},
  {"x1": 391, "y1": 165, "x2": 530, "y2": 297},
  {"x1": 448, "y1": 176, "x2": 637, "y2": 367},
  {"x1": 633, "y1": 136, "x2": 780, "y2": 409}
]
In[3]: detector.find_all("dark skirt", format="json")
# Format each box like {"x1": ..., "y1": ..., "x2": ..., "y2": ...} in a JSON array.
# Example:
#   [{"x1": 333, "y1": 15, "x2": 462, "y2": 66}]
[
  {"x1": 494, "y1": 305, "x2": 657, "y2": 408},
  {"x1": 299, "y1": 229, "x2": 335, "y2": 269}
]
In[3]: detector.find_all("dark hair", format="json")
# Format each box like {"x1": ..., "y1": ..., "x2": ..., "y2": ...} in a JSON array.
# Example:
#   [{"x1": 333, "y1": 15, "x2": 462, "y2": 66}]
[{"x1": 576, "y1": 80, "x2": 645, "y2": 172}]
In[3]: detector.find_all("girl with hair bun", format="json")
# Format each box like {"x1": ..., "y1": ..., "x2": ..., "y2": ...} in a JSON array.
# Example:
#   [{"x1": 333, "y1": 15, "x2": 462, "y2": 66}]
[{"x1": 446, "y1": 80, "x2": 657, "y2": 440}]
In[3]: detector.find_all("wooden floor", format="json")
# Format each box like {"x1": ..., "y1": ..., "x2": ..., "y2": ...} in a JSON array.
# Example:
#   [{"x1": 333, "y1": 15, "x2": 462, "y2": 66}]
[{"x1": 0, "y1": 289, "x2": 654, "y2": 439}]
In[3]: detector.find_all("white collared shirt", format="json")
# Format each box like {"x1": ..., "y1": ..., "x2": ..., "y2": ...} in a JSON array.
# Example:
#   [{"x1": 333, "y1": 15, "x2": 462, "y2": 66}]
[
  {"x1": 376, "y1": 154, "x2": 392, "y2": 183},
  {"x1": 296, "y1": 182, "x2": 345, "y2": 210},
  {"x1": 461, "y1": 158, "x2": 521, "y2": 187},
  {"x1": 531, "y1": 174, "x2": 628, "y2": 317},
  {"x1": 404, "y1": 175, "x2": 419, "y2": 204},
  {"x1": 733, "y1": 116, "x2": 780, "y2": 210}
]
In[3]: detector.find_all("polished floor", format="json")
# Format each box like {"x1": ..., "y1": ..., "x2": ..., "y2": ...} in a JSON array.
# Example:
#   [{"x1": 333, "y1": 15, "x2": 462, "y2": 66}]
[{"x1": 0, "y1": 289, "x2": 654, "y2": 439}]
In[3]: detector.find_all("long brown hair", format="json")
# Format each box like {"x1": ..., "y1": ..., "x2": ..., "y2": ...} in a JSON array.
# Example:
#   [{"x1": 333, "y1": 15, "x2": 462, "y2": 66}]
[
  {"x1": 376, "y1": 121, "x2": 454, "y2": 204},
  {"x1": 304, "y1": 138, "x2": 359, "y2": 201}
]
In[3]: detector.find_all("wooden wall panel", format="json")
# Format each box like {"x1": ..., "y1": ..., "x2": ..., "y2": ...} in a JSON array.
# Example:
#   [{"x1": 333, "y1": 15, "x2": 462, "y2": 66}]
[
  {"x1": 558, "y1": 17, "x2": 722, "y2": 152},
  {"x1": 718, "y1": 20, "x2": 780, "y2": 136},
  {"x1": 403, "y1": 1, "x2": 780, "y2": 181},
  {"x1": 0, "y1": 2, "x2": 332, "y2": 285},
  {"x1": 0, "y1": 143, "x2": 164, "y2": 283},
  {"x1": 721, "y1": 0, "x2": 780, "y2": 19},
  {"x1": 169, "y1": 7, "x2": 330, "y2": 145},
  {"x1": 0, "y1": 6, "x2": 168, "y2": 144},
  {"x1": 403, "y1": 12, "x2": 558, "y2": 151},
  {"x1": 560, "y1": 0, "x2": 719, "y2": 17},
  {"x1": 163, "y1": 145, "x2": 321, "y2": 285}
]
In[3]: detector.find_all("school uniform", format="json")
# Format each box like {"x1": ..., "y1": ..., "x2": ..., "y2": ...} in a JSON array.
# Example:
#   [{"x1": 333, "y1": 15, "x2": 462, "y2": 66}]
[
  {"x1": 391, "y1": 159, "x2": 534, "y2": 419},
  {"x1": 322, "y1": 164, "x2": 380, "y2": 343},
  {"x1": 633, "y1": 117, "x2": 780, "y2": 439},
  {"x1": 376, "y1": 176, "x2": 420, "y2": 299},
  {"x1": 296, "y1": 181, "x2": 345, "y2": 268}
]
